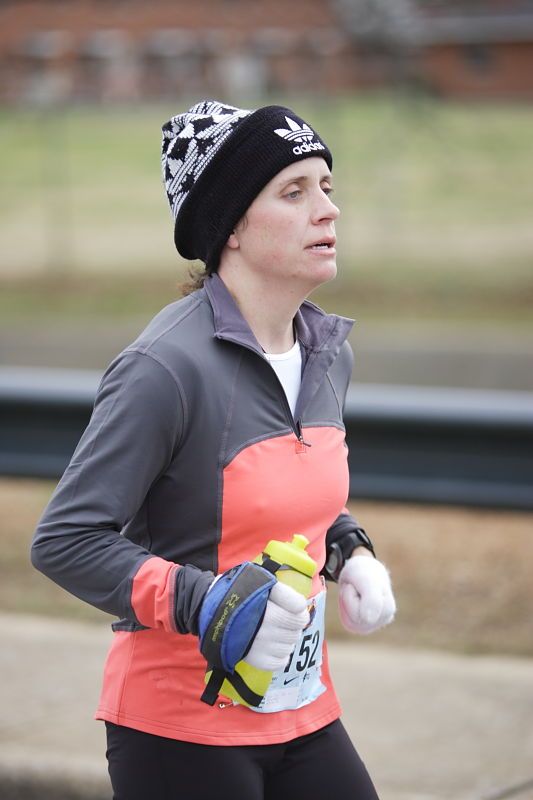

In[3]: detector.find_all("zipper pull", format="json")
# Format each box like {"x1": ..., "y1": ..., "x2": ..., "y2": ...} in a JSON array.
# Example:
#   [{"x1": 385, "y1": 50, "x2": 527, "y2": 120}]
[{"x1": 295, "y1": 420, "x2": 312, "y2": 453}]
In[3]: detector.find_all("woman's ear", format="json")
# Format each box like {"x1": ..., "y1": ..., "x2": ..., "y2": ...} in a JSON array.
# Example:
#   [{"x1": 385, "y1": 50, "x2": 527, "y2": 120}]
[
  {"x1": 226, "y1": 230, "x2": 240, "y2": 250},
  {"x1": 226, "y1": 215, "x2": 247, "y2": 251}
]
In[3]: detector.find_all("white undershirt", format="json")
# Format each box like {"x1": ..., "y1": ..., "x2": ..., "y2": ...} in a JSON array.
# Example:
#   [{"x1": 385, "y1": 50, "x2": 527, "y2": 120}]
[{"x1": 263, "y1": 339, "x2": 302, "y2": 416}]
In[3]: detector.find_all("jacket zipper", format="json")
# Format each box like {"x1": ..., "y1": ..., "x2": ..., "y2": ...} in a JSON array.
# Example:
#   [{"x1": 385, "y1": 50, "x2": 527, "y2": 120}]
[
  {"x1": 215, "y1": 333, "x2": 312, "y2": 451},
  {"x1": 295, "y1": 419, "x2": 312, "y2": 450},
  {"x1": 265, "y1": 360, "x2": 312, "y2": 453}
]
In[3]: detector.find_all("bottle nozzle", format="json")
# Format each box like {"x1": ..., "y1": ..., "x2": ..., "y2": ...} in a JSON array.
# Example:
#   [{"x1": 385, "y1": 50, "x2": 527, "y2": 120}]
[{"x1": 292, "y1": 534, "x2": 309, "y2": 550}]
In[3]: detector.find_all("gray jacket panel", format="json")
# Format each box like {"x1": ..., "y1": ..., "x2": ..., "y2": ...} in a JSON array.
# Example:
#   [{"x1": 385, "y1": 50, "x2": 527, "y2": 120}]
[{"x1": 31, "y1": 274, "x2": 362, "y2": 627}]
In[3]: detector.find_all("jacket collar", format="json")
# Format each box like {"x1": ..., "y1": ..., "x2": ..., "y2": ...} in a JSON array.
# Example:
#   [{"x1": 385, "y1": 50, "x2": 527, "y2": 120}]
[
  {"x1": 204, "y1": 273, "x2": 262, "y2": 353},
  {"x1": 204, "y1": 273, "x2": 353, "y2": 356},
  {"x1": 203, "y1": 274, "x2": 354, "y2": 422}
]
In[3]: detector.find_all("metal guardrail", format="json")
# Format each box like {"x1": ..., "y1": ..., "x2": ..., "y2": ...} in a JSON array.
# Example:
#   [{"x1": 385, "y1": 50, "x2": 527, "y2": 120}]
[
  {"x1": 344, "y1": 383, "x2": 533, "y2": 510},
  {"x1": 1, "y1": 367, "x2": 532, "y2": 510}
]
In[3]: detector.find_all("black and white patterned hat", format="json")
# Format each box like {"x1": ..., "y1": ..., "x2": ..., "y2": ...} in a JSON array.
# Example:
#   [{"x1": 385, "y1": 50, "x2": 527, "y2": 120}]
[{"x1": 161, "y1": 99, "x2": 332, "y2": 271}]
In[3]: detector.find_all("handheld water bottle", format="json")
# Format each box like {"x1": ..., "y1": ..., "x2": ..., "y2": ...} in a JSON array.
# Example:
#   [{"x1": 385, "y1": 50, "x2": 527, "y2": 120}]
[{"x1": 204, "y1": 534, "x2": 317, "y2": 707}]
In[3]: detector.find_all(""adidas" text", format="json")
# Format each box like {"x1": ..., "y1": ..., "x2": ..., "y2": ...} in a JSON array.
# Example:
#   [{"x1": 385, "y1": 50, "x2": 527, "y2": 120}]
[{"x1": 292, "y1": 141, "x2": 326, "y2": 156}]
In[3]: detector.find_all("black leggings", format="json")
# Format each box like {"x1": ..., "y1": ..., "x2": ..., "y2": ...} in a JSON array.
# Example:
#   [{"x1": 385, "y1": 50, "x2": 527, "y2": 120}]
[{"x1": 106, "y1": 719, "x2": 379, "y2": 800}]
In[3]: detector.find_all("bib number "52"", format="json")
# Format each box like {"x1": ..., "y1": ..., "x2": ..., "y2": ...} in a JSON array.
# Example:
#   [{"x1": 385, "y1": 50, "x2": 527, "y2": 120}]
[{"x1": 284, "y1": 629, "x2": 320, "y2": 674}]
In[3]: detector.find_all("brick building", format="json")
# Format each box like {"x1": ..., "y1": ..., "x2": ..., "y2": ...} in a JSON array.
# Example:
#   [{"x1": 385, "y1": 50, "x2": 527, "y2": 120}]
[
  {"x1": 0, "y1": 0, "x2": 532, "y2": 104},
  {"x1": 416, "y1": 6, "x2": 533, "y2": 99}
]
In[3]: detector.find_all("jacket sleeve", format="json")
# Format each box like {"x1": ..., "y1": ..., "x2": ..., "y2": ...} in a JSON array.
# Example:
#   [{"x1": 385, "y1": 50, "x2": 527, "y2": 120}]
[
  {"x1": 321, "y1": 339, "x2": 373, "y2": 579},
  {"x1": 31, "y1": 349, "x2": 199, "y2": 632}
]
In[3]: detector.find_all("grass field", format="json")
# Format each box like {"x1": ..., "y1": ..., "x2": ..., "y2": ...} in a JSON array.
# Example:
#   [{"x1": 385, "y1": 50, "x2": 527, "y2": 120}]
[
  {"x1": 1, "y1": 95, "x2": 532, "y2": 325},
  {"x1": 3, "y1": 477, "x2": 532, "y2": 658}
]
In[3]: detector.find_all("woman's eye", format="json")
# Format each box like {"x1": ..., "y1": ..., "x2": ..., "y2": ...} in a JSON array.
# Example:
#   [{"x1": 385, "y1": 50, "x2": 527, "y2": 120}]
[
  {"x1": 322, "y1": 186, "x2": 334, "y2": 196},
  {"x1": 286, "y1": 189, "x2": 301, "y2": 200}
]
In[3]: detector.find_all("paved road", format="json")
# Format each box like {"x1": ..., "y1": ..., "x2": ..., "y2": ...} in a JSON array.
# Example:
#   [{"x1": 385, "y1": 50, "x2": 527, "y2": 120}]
[{"x1": 1, "y1": 612, "x2": 532, "y2": 800}]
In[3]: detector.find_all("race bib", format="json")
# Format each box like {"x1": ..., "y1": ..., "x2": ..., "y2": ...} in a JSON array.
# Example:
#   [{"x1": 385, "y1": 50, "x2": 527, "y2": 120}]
[{"x1": 247, "y1": 587, "x2": 327, "y2": 714}]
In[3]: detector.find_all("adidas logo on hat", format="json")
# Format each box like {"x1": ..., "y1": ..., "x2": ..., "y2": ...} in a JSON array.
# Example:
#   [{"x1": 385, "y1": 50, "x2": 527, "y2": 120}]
[
  {"x1": 274, "y1": 116, "x2": 315, "y2": 143},
  {"x1": 274, "y1": 116, "x2": 326, "y2": 156}
]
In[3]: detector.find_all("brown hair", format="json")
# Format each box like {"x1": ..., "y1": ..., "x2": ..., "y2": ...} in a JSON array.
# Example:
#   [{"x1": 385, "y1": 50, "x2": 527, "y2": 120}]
[
  {"x1": 179, "y1": 264, "x2": 211, "y2": 297},
  {"x1": 179, "y1": 215, "x2": 248, "y2": 296}
]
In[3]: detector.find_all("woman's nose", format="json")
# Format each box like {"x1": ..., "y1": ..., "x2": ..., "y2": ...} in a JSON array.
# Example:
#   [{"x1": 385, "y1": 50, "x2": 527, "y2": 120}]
[{"x1": 313, "y1": 191, "x2": 340, "y2": 222}]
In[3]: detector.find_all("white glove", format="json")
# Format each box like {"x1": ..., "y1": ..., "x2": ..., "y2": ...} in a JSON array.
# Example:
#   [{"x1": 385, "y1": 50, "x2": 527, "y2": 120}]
[
  {"x1": 338, "y1": 555, "x2": 396, "y2": 635},
  {"x1": 244, "y1": 581, "x2": 310, "y2": 672}
]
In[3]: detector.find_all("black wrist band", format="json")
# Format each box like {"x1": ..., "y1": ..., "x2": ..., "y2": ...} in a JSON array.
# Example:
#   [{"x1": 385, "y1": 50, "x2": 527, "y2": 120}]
[{"x1": 324, "y1": 527, "x2": 375, "y2": 582}]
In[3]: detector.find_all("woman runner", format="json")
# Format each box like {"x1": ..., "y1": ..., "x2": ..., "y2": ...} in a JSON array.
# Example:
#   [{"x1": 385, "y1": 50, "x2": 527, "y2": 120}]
[{"x1": 32, "y1": 99, "x2": 396, "y2": 799}]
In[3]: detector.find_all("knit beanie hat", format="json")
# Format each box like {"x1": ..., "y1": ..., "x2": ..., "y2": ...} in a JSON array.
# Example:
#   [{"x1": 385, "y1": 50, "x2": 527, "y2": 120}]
[{"x1": 161, "y1": 99, "x2": 332, "y2": 272}]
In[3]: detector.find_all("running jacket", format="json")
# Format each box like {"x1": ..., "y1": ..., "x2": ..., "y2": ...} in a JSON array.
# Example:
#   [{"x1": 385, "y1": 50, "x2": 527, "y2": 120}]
[{"x1": 32, "y1": 274, "x2": 362, "y2": 746}]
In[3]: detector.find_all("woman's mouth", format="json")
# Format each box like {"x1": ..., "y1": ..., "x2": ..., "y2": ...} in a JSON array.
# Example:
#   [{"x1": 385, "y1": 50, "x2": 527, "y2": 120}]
[{"x1": 306, "y1": 240, "x2": 336, "y2": 253}]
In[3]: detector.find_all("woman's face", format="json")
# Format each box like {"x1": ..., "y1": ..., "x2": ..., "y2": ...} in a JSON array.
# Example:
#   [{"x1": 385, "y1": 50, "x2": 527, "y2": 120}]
[{"x1": 228, "y1": 157, "x2": 340, "y2": 293}]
